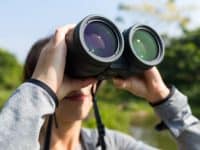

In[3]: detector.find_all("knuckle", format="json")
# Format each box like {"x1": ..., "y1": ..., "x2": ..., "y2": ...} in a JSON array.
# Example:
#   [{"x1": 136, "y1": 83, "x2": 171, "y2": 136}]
[
  {"x1": 54, "y1": 28, "x2": 62, "y2": 40},
  {"x1": 55, "y1": 27, "x2": 62, "y2": 35}
]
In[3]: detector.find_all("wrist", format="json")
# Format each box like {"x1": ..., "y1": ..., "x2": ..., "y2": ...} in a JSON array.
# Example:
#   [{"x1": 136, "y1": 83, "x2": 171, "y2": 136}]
[
  {"x1": 27, "y1": 78, "x2": 59, "y2": 107},
  {"x1": 149, "y1": 85, "x2": 175, "y2": 107},
  {"x1": 147, "y1": 85, "x2": 170, "y2": 104},
  {"x1": 31, "y1": 75, "x2": 57, "y2": 93}
]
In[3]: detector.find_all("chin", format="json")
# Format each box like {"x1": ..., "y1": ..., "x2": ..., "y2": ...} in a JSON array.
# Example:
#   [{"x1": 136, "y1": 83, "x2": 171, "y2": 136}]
[
  {"x1": 56, "y1": 96, "x2": 93, "y2": 123},
  {"x1": 69, "y1": 109, "x2": 90, "y2": 121},
  {"x1": 56, "y1": 106, "x2": 92, "y2": 123}
]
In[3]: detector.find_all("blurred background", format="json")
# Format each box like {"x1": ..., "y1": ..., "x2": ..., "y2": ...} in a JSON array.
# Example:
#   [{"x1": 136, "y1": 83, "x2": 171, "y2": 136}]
[{"x1": 1, "y1": 0, "x2": 200, "y2": 149}]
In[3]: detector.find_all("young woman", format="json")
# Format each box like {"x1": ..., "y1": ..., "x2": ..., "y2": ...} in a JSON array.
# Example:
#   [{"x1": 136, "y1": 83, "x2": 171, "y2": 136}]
[{"x1": 0, "y1": 24, "x2": 199, "y2": 150}]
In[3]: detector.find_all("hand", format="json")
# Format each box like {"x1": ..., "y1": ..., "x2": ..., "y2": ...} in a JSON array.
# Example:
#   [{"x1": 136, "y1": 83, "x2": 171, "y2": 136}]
[
  {"x1": 32, "y1": 24, "x2": 74, "y2": 93},
  {"x1": 113, "y1": 67, "x2": 170, "y2": 104}
]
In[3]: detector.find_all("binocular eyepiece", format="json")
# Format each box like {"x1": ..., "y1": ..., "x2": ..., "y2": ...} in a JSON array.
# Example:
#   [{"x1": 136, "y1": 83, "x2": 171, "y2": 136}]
[{"x1": 65, "y1": 15, "x2": 164, "y2": 79}]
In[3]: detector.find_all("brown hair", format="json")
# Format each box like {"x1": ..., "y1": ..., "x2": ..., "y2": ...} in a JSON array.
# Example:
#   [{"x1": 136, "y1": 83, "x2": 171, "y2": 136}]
[{"x1": 23, "y1": 36, "x2": 51, "y2": 81}]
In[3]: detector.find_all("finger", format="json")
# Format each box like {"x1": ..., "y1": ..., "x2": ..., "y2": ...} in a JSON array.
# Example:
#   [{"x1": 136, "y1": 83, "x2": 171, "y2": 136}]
[
  {"x1": 113, "y1": 78, "x2": 134, "y2": 90},
  {"x1": 113, "y1": 78, "x2": 125, "y2": 88},
  {"x1": 53, "y1": 24, "x2": 76, "y2": 46},
  {"x1": 144, "y1": 67, "x2": 161, "y2": 80},
  {"x1": 144, "y1": 67, "x2": 164, "y2": 86},
  {"x1": 114, "y1": 77, "x2": 145, "y2": 94}
]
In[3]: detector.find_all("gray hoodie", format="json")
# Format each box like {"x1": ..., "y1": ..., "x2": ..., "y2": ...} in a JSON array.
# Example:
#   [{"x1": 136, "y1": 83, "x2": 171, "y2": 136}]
[{"x1": 0, "y1": 82, "x2": 199, "y2": 150}]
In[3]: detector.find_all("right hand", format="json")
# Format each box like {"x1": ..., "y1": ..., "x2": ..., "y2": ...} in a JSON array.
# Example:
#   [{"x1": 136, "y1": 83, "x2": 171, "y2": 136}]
[
  {"x1": 113, "y1": 67, "x2": 170, "y2": 104},
  {"x1": 32, "y1": 24, "x2": 96, "y2": 96}
]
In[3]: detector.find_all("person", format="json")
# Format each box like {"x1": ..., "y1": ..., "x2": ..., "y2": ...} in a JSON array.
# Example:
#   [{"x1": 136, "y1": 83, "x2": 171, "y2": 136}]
[{"x1": 0, "y1": 24, "x2": 199, "y2": 150}]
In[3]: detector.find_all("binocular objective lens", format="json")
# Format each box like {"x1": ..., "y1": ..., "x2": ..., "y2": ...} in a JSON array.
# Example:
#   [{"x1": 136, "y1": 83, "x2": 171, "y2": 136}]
[
  {"x1": 84, "y1": 22, "x2": 117, "y2": 58},
  {"x1": 132, "y1": 29, "x2": 158, "y2": 61}
]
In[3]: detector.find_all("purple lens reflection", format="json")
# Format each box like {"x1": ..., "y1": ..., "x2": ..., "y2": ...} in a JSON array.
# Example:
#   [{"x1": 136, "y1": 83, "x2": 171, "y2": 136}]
[{"x1": 84, "y1": 22, "x2": 117, "y2": 57}]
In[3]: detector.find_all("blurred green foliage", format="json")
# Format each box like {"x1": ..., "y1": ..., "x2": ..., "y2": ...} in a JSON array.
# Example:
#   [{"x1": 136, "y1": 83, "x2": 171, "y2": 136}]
[
  {"x1": 160, "y1": 30, "x2": 200, "y2": 86},
  {"x1": 0, "y1": 48, "x2": 22, "y2": 107},
  {"x1": 159, "y1": 29, "x2": 200, "y2": 112},
  {"x1": 0, "y1": 48, "x2": 22, "y2": 89}
]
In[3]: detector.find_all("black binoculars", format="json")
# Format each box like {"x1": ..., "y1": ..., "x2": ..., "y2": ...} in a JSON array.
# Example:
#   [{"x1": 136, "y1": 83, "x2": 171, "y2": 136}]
[{"x1": 65, "y1": 15, "x2": 164, "y2": 79}]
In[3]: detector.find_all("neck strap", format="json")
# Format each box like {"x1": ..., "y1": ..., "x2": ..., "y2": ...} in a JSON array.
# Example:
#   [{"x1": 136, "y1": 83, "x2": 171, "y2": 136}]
[{"x1": 91, "y1": 80, "x2": 106, "y2": 150}]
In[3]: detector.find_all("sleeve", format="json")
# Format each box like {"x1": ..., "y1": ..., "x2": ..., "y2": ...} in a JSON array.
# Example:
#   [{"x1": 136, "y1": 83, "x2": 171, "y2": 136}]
[
  {"x1": 153, "y1": 86, "x2": 200, "y2": 150},
  {"x1": 0, "y1": 81, "x2": 57, "y2": 150}
]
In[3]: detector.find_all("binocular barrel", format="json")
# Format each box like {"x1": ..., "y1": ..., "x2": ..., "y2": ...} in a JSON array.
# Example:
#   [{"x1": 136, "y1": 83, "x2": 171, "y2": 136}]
[{"x1": 65, "y1": 15, "x2": 164, "y2": 79}]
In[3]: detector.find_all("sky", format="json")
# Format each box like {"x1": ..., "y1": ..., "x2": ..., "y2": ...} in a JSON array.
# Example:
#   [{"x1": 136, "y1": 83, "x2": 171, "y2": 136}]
[{"x1": 1, "y1": 0, "x2": 200, "y2": 63}]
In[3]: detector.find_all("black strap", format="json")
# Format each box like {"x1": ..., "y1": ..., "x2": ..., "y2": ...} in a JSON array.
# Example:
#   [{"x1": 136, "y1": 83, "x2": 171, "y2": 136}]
[
  {"x1": 91, "y1": 81, "x2": 106, "y2": 150},
  {"x1": 155, "y1": 121, "x2": 168, "y2": 131},
  {"x1": 27, "y1": 78, "x2": 59, "y2": 107},
  {"x1": 44, "y1": 115, "x2": 53, "y2": 150},
  {"x1": 149, "y1": 85, "x2": 175, "y2": 107}
]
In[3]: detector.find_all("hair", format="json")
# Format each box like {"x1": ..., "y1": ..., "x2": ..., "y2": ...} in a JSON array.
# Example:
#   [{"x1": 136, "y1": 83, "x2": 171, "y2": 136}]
[{"x1": 23, "y1": 36, "x2": 51, "y2": 81}]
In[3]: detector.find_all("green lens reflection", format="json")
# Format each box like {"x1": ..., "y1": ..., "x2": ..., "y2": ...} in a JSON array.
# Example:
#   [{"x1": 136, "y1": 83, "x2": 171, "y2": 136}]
[{"x1": 132, "y1": 29, "x2": 158, "y2": 61}]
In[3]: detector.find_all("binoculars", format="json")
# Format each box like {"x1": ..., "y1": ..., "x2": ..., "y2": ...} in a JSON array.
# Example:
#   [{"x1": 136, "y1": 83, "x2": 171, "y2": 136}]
[{"x1": 65, "y1": 15, "x2": 164, "y2": 79}]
